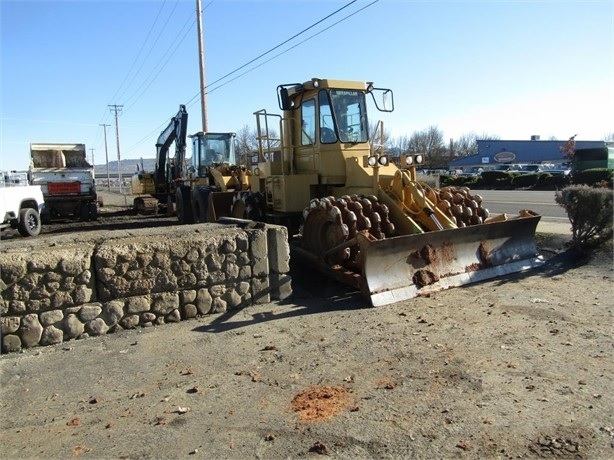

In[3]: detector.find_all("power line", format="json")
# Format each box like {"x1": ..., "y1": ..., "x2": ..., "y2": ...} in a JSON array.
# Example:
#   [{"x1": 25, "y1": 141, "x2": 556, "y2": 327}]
[
  {"x1": 188, "y1": 0, "x2": 380, "y2": 104},
  {"x1": 123, "y1": 15, "x2": 196, "y2": 112},
  {"x1": 110, "y1": 0, "x2": 169, "y2": 104},
  {"x1": 124, "y1": 0, "x2": 377, "y2": 155},
  {"x1": 215, "y1": 0, "x2": 357, "y2": 91}
]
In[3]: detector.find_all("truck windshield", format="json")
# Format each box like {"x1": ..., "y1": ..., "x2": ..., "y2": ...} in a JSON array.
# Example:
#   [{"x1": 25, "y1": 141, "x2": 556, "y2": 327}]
[
  {"x1": 329, "y1": 89, "x2": 369, "y2": 143},
  {"x1": 195, "y1": 133, "x2": 236, "y2": 166}
]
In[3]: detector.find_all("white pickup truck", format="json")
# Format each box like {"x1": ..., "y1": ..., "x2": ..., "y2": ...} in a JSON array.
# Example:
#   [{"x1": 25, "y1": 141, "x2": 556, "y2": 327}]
[{"x1": 0, "y1": 171, "x2": 45, "y2": 237}]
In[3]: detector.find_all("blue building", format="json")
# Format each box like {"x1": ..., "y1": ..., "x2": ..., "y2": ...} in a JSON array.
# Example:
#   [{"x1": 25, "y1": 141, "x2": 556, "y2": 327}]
[{"x1": 448, "y1": 136, "x2": 609, "y2": 171}]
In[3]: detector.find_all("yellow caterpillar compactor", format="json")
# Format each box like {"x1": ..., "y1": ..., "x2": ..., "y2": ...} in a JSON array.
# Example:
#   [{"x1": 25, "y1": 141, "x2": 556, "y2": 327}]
[{"x1": 180, "y1": 78, "x2": 544, "y2": 306}]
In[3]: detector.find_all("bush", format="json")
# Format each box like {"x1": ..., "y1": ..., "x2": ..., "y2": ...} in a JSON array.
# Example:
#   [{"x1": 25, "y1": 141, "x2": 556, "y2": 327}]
[
  {"x1": 539, "y1": 173, "x2": 571, "y2": 189},
  {"x1": 481, "y1": 170, "x2": 510, "y2": 187},
  {"x1": 512, "y1": 173, "x2": 539, "y2": 188},
  {"x1": 555, "y1": 185, "x2": 613, "y2": 248},
  {"x1": 439, "y1": 175, "x2": 481, "y2": 188},
  {"x1": 571, "y1": 168, "x2": 613, "y2": 187}
]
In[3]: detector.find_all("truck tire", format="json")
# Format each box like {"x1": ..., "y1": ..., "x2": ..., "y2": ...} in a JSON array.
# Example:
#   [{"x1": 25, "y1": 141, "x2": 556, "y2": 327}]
[
  {"x1": 79, "y1": 202, "x2": 90, "y2": 221},
  {"x1": 88, "y1": 201, "x2": 99, "y2": 221},
  {"x1": 41, "y1": 205, "x2": 51, "y2": 224},
  {"x1": 192, "y1": 186, "x2": 211, "y2": 223},
  {"x1": 18, "y1": 208, "x2": 41, "y2": 237},
  {"x1": 176, "y1": 185, "x2": 194, "y2": 225}
]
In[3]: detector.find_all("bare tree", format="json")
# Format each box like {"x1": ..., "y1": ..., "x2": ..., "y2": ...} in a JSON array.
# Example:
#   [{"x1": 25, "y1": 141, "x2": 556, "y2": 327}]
[
  {"x1": 235, "y1": 124, "x2": 258, "y2": 165},
  {"x1": 450, "y1": 132, "x2": 478, "y2": 157},
  {"x1": 369, "y1": 122, "x2": 392, "y2": 152},
  {"x1": 406, "y1": 126, "x2": 447, "y2": 168},
  {"x1": 604, "y1": 132, "x2": 614, "y2": 142}
]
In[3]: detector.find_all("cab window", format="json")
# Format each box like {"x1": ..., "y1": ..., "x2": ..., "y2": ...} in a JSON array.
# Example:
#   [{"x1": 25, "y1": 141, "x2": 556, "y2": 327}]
[
  {"x1": 301, "y1": 99, "x2": 316, "y2": 146},
  {"x1": 319, "y1": 90, "x2": 337, "y2": 144}
]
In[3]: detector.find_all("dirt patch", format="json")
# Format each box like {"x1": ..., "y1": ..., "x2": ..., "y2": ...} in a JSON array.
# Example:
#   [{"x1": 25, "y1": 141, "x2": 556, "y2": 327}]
[{"x1": 291, "y1": 386, "x2": 353, "y2": 422}]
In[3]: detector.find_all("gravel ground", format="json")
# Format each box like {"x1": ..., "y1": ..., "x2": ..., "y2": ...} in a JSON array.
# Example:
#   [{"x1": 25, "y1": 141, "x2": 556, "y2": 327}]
[{"x1": 1, "y1": 220, "x2": 613, "y2": 459}]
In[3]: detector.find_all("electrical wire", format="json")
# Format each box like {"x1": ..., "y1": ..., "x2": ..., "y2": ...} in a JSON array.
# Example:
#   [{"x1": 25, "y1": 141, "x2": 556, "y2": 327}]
[
  {"x1": 191, "y1": 0, "x2": 380, "y2": 102},
  {"x1": 109, "y1": 0, "x2": 169, "y2": 105},
  {"x1": 123, "y1": 0, "x2": 377, "y2": 155}
]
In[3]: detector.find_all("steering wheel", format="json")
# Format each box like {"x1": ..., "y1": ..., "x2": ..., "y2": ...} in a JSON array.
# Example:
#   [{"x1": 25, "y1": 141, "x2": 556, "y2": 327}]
[{"x1": 320, "y1": 127, "x2": 337, "y2": 144}]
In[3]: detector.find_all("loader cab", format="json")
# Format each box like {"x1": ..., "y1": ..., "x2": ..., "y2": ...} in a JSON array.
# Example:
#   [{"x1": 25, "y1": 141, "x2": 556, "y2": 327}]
[
  {"x1": 279, "y1": 78, "x2": 393, "y2": 184},
  {"x1": 189, "y1": 132, "x2": 237, "y2": 176}
]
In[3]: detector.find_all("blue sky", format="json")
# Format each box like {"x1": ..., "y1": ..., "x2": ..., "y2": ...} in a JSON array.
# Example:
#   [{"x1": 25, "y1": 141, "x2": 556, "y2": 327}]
[{"x1": 1, "y1": 0, "x2": 612, "y2": 171}]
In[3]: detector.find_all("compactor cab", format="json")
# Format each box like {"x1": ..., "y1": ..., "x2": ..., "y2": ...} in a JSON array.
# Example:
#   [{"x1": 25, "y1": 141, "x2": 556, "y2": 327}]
[{"x1": 250, "y1": 79, "x2": 395, "y2": 221}]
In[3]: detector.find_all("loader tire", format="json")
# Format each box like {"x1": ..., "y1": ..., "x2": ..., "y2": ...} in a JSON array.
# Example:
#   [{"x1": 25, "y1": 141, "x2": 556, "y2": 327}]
[
  {"x1": 231, "y1": 191, "x2": 265, "y2": 221},
  {"x1": 176, "y1": 185, "x2": 194, "y2": 225},
  {"x1": 18, "y1": 208, "x2": 41, "y2": 237},
  {"x1": 192, "y1": 186, "x2": 211, "y2": 223}
]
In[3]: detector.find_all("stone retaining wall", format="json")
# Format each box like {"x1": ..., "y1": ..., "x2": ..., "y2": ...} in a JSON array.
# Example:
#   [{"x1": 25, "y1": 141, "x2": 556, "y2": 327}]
[{"x1": 0, "y1": 222, "x2": 291, "y2": 353}]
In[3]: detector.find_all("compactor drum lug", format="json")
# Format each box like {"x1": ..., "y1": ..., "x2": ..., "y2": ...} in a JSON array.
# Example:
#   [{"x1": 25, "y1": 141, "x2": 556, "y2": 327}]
[{"x1": 299, "y1": 194, "x2": 544, "y2": 307}]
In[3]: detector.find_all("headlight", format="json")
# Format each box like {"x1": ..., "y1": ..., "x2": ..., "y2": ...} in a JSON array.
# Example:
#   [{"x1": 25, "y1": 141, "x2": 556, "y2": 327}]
[
  {"x1": 378, "y1": 155, "x2": 389, "y2": 166},
  {"x1": 367, "y1": 156, "x2": 377, "y2": 167},
  {"x1": 405, "y1": 156, "x2": 413, "y2": 166},
  {"x1": 415, "y1": 154, "x2": 424, "y2": 164}
]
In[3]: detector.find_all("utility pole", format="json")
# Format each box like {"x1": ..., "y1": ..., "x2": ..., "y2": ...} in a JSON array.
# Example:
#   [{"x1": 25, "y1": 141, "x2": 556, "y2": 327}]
[
  {"x1": 89, "y1": 148, "x2": 95, "y2": 166},
  {"x1": 108, "y1": 104, "x2": 124, "y2": 192},
  {"x1": 196, "y1": 0, "x2": 208, "y2": 132},
  {"x1": 100, "y1": 123, "x2": 111, "y2": 190}
]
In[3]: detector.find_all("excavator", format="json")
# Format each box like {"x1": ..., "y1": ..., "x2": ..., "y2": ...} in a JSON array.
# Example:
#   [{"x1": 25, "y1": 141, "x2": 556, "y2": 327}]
[
  {"x1": 179, "y1": 78, "x2": 545, "y2": 306},
  {"x1": 130, "y1": 105, "x2": 240, "y2": 215},
  {"x1": 131, "y1": 105, "x2": 189, "y2": 214}
]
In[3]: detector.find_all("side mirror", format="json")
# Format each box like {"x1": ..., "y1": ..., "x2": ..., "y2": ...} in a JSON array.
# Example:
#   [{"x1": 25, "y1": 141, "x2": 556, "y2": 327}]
[
  {"x1": 278, "y1": 87, "x2": 292, "y2": 110},
  {"x1": 369, "y1": 88, "x2": 394, "y2": 113}
]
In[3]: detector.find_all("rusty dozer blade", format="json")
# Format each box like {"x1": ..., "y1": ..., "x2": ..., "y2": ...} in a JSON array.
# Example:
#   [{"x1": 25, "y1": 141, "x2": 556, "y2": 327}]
[{"x1": 361, "y1": 215, "x2": 544, "y2": 307}]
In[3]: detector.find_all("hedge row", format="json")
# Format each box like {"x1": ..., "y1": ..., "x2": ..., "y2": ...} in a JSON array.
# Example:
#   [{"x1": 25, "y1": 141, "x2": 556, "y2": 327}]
[{"x1": 440, "y1": 169, "x2": 612, "y2": 190}]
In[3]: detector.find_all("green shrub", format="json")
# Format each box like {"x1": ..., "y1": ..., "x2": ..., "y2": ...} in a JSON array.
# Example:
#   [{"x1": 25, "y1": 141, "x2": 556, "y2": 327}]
[
  {"x1": 481, "y1": 170, "x2": 509, "y2": 187},
  {"x1": 555, "y1": 185, "x2": 613, "y2": 247},
  {"x1": 512, "y1": 173, "x2": 539, "y2": 188},
  {"x1": 539, "y1": 173, "x2": 571, "y2": 189},
  {"x1": 571, "y1": 168, "x2": 614, "y2": 187},
  {"x1": 439, "y1": 175, "x2": 481, "y2": 187}
]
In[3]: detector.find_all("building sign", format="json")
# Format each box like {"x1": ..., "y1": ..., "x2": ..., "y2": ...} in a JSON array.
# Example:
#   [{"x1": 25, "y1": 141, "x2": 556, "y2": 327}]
[{"x1": 494, "y1": 151, "x2": 516, "y2": 163}]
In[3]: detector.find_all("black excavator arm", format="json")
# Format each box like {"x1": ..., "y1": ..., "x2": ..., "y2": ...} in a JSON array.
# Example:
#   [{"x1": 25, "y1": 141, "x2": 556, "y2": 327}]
[{"x1": 154, "y1": 104, "x2": 188, "y2": 186}]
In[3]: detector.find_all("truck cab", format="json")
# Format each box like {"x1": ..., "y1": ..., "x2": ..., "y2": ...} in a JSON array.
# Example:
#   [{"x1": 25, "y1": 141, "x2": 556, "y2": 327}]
[{"x1": 0, "y1": 171, "x2": 45, "y2": 237}]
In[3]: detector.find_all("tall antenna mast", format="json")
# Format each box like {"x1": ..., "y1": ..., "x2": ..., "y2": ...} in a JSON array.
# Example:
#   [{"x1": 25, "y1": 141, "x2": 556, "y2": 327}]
[{"x1": 196, "y1": 0, "x2": 208, "y2": 133}]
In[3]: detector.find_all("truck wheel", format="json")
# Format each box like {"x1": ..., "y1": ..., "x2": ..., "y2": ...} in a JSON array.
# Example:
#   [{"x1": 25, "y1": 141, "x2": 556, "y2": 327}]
[
  {"x1": 18, "y1": 208, "x2": 42, "y2": 237},
  {"x1": 192, "y1": 186, "x2": 211, "y2": 223},
  {"x1": 88, "y1": 202, "x2": 98, "y2": 221},
  {"x1": 176, "y1": 185, "x2": 194, "y2": 224},
  {"x1": 41, "y1": 206, "x2": 51, "y2": 224},
  {"x1": 79, "y1": 202, "x2": 90, "y2": 221}
]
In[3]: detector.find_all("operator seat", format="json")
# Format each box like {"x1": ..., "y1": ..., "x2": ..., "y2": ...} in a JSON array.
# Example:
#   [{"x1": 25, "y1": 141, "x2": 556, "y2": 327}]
[{"x1": 205, "y1": 149, "x2": 217, "y2": 163}]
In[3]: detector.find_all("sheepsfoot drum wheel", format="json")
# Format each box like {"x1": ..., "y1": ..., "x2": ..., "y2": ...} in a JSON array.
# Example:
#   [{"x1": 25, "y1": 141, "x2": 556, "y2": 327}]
[
  {"x1": 18, "y1": 208, "x2": 42, "y2": 237},
  {"x1": 300, "y1": 195, "x2": 395, "y2": 269}
]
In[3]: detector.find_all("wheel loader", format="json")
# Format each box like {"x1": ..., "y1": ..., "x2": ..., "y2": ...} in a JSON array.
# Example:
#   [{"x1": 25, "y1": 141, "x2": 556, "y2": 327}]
[{"x1": 187, "y1": 78, "x2": 544, "y2": 306}]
